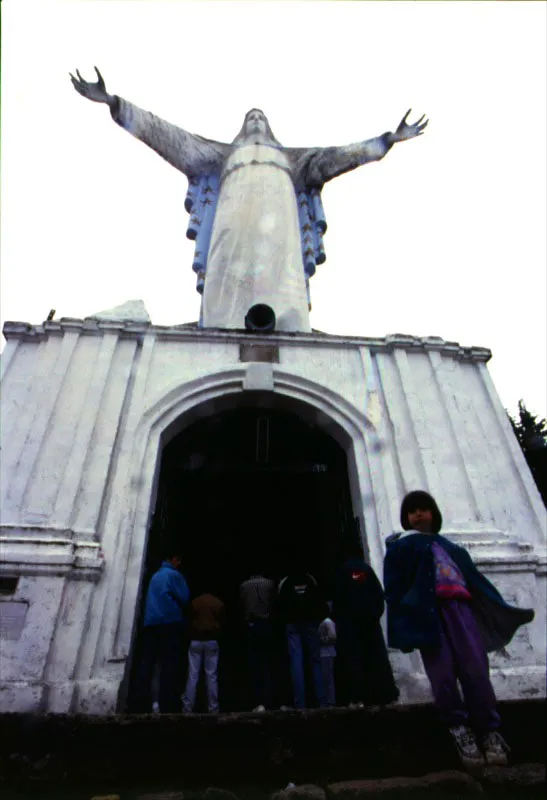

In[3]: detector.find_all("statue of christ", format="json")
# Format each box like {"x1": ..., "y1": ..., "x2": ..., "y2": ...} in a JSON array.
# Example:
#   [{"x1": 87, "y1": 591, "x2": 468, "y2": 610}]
[{"x1": 71, "y1": 68, "x2": 427, "y2": 332}]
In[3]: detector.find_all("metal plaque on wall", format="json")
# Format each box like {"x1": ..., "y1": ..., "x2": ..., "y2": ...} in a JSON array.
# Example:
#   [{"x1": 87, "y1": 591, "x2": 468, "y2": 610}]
[{"x1": 0, "y1": 601, "x2": 29, "y2": 641}]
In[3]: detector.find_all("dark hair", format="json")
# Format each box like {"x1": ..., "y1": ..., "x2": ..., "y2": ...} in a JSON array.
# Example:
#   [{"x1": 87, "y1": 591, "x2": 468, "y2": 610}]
[
  {"x1": 164, "y1": 549, "x2": 182, "y2": 563},
  {"x1": 191, "y1": 571, "x2": 221, "y2": 599},
  {"x1": 340, "y1": 535, "x2": 363, "y2": 562},
  {"x1": 400, "y1": 491, "x2": 443, "y2": 534}
]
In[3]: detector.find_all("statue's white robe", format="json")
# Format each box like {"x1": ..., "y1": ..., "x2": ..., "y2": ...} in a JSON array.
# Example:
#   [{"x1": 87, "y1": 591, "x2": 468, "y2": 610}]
[{"x1": 202, "y1": 144, "x2": 310, "y2": 331}]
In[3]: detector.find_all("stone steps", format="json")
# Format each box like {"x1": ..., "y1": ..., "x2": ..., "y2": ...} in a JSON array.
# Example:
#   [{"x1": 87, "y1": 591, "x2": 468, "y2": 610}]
[
  {"x1": 129, "y1": 767, "x2": 545, "y2": 800},
  {"x1": 0, "y1": 700, "x2": 544, "y2": 795}
]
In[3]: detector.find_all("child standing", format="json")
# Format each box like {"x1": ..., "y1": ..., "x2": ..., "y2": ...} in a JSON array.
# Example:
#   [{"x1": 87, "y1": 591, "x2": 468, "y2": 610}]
[
  {"x1": 318, "y1": 607, "x2": 337, "y2": 707},
  {"x1": 384, "y1": 490, "x2": 534, "y2": 769}
]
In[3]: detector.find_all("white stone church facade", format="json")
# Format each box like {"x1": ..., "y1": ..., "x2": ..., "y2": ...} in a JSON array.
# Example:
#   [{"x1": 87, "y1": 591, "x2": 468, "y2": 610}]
[{"x1": 0, "y1": 306, "x2": 545, "y2": 714}]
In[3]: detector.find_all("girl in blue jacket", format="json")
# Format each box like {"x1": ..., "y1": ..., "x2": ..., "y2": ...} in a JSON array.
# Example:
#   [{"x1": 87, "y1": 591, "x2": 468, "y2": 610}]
[{"x1": 384, "y1": 490, "x2": 534, "y2": 769}]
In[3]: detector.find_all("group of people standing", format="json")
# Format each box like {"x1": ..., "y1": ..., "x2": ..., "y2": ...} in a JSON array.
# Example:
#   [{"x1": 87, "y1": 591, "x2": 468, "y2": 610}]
[
  {"x1": 131, "y1": 490, "x2": 534, "y2": 772},
  {"x1": 131, "y1": 549, "x2": 397, "y2": 717},
  {"x1": 240, "y1": 557, "x2": 398, "y2": 712}
]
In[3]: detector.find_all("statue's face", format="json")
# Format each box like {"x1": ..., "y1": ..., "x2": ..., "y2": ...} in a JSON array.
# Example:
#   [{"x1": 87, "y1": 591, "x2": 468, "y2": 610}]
[
  {"x1": 244, "y1": 109, "x2": 268, "y2": 138},
  {"x1": 232, "y1": 108, "x2": 278, "y2": 146}
]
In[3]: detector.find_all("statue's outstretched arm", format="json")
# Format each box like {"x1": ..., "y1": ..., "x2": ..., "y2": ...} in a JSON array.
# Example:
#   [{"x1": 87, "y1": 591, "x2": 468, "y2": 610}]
[
  {"x1": 296, "y1": 109, "x2": 428, "y2": 185},
  {"x1": 70, "y1": 67, "x2": 228, "y2": 176}
]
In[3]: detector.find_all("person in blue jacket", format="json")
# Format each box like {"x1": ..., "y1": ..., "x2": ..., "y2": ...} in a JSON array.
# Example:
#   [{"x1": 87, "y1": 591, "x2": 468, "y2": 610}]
[
  {"x1": 132, "y1": 551, "x2": 190, "y2": 713},
  {"x1": 384, "y1": 490, "x2": 534, "y2": 769}
]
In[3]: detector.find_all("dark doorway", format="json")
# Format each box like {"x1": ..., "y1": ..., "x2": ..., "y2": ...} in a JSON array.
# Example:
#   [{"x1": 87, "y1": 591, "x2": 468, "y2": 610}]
[{"x1": 128, "y1": 405, "x2": 358, "y2": 712}]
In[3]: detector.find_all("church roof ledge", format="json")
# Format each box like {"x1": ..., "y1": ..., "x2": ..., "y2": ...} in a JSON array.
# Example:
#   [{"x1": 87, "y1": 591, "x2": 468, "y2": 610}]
[{"x1": 2, "y1": 320, "x2": 492, "y2": 362}]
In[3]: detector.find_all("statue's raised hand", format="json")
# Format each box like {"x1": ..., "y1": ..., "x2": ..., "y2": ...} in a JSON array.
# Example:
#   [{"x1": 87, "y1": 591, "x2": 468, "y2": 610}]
[
  {"x1": 70, "y1": 67, "x2": 114, "y2": 107},
  {"x1": 390, "y1": 109, "x2": 428, "y2": 144}
]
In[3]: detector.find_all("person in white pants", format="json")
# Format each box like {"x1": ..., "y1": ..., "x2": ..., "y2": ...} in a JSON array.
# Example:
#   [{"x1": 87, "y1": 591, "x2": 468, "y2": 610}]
[
  {"x1": 183, "y1": 640, "x2": 220, "y2": 713},
  {"x1": 182, "y1": 591, "x2": 224, "y2": 713}
]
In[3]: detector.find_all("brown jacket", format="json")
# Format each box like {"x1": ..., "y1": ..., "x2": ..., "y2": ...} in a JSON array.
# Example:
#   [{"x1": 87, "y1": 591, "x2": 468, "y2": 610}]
[{"x1": 188, "y1": 593, "x2": 225, "y2": 641}]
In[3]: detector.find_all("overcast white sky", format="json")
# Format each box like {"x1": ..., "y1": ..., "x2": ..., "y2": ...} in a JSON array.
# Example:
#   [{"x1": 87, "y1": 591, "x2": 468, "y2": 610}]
[{"x1": 1, "y1": 0, "x2": 546, "y2": 417}]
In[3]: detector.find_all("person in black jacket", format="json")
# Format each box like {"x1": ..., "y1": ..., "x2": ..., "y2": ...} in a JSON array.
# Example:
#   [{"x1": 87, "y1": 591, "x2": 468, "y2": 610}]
[
  {"x1": 277, "y1": 569, "x2": 329, "y2": 709},
  {"x1": 333, "y1": 545, "x2": 399, "y2": 708}
]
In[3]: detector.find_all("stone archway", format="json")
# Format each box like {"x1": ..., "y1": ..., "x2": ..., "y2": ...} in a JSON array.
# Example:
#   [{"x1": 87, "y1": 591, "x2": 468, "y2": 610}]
[
  {"x1": 126, "y1": 402, "x2": 359, "y2": 711},
  {"x1": 97, "y1": 367, "x2": 387, "y2": 710}
]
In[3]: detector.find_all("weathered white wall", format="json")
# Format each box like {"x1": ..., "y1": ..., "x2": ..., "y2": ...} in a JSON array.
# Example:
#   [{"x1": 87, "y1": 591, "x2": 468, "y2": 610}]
[{"x1": 1, "y1": 317, "x2": 545, "y2": 714}]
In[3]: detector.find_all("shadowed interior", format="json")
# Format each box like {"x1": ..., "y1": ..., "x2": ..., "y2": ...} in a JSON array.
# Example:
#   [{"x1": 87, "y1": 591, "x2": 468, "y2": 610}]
[{"x1": 126, "y1": 407, "x2": 358, "y2": 711}]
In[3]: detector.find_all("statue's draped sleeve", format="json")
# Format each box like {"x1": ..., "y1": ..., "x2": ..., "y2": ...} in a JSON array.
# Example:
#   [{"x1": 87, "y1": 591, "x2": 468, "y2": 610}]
[
  {"x1": 110, "y1": 96, "x2": 229, "y2": 177},
  {"x1": 285, "y1": 132, "x2": 395, "y2": 298},
  {"x1": 288, "y1": 133, "x2": 394, "y2": 188}
]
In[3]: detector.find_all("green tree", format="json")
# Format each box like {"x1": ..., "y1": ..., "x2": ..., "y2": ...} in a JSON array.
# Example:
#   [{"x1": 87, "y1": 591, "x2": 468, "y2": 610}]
[{"x1": 509, "y1": 400, "x2": 547, "y2": 504}]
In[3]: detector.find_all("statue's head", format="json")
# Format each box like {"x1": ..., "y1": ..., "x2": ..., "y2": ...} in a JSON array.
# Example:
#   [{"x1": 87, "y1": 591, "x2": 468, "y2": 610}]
[{"x1": 232, "y1": 108, "x2": 281, "y2": 146}]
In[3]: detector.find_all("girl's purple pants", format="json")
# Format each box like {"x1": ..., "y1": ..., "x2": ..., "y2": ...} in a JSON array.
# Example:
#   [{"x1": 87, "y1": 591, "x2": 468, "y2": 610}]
[{"x1": 420, "y1": 599, "x2": 500, "y2": 733}]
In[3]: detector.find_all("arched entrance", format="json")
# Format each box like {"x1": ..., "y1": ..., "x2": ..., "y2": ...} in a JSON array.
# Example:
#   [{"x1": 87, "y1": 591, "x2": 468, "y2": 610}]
[{"x1": 126, "y1": 399, "x2": 360, "y2": 712}]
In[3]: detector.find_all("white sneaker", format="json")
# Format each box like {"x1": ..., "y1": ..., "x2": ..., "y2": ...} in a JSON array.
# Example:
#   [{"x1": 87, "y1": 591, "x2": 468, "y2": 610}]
[
  {"x1": 151, "y1": 701, "x2": 160, "y2": 714},
  {"x1": 449, "y1": 725, "x2": 485, "y2": 769},
  {"x1": 252, "y1": 704, "x2": 266, "y2": 712},
  {"x1": 481, "y1": 731, "x2": 510, "y2": 765}
]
